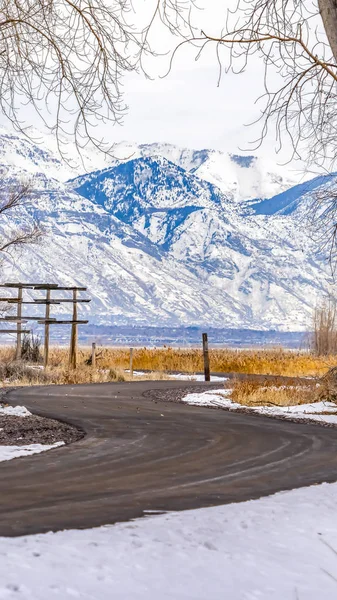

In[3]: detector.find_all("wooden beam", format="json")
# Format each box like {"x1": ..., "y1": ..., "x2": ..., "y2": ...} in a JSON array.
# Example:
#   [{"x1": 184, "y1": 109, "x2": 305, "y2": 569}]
[
  {"x1": 33, "y1": 284, "x2": 59, "y2": 289},
  {"x1": 91, "y1": 343, "x2": 96, "y2": 369},
  {"x1": 0, "y1": 283, "x2": 35, "y2": 289},
  {"x1": 37, "y1": 320, "x2": 88, "y2": 325},
  {"x1": 202, "y1": 333, "x2": 210, "y2": 382},
  {"x1": 56, "y1": 286, "x2": 87, "y2": 291},
  {"x1": 69, "y1": 289, "x2": 78, "y2": 369},
  {"x1": 0, "y1": 283, "x2": 58, "y2": 289},
  {"x1": 44, "y1": 289, "x2": 51, "y2": 369},
  {"x1": 129, "y1": 347, "x2": 134, "y2": 378},
  {"x1": 0, "y1": 329, "x2": 30, "y2": 334},
  {"x1": 16, "y1": 287, "x2": 23, "y2": 360},
  {"x1": 7, "y1": 301, "x2": 61, "y2": 305},
  {"x1": 20, "y1": 317, "x2": 57, "y2": 322},
  {"x1": 33, "y1": 299, "x2": 90, "y2": 304},
  {"x1": 0, "y1": 317, "x2": 28, "y2": 322}
]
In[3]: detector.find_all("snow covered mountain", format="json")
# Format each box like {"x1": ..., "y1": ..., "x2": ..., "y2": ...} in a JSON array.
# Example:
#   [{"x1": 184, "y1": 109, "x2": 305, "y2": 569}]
[
  {"x1": 81, "y1": 140, "x2": 308, "y2": 202},
  {"x1": 0, "y1": 129, "x2": 309, "y2": 200},
  {"x1": 0, "y1": 128, "x2": 333, "y2": 332}
]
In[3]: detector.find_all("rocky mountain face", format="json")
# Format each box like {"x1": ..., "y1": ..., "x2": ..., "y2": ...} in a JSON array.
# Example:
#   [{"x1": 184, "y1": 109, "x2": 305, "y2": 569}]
[{"x1": 0, "y1": 129, "x2": 333, "y2": 331}]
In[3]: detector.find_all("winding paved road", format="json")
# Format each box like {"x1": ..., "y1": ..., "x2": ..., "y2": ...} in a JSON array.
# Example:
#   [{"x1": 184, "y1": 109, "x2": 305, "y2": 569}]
[{"x1": 1, "y1": 380, "x2": 337, "y2": 537}]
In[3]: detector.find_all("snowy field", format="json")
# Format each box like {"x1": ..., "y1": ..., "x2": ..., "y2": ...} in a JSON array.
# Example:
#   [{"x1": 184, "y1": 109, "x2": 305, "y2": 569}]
[{"x1": 1, "y1": 482, "x2": 337, "y2": 599}]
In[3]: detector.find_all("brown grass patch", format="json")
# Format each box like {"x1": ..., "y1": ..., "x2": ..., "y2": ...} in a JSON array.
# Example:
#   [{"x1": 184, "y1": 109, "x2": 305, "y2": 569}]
[
  {"x1": 45, "y1": 346, "x2": 337, "y2": 378},
  {"x1": 0, "y1": 358, "x2": 174, "y2": 387},
  {"x1": 0, "y1": 344, "x2": 335, "y2": 387},
  {"x1": 230, "y1": 378, "x2": 318, "y2": 407}
]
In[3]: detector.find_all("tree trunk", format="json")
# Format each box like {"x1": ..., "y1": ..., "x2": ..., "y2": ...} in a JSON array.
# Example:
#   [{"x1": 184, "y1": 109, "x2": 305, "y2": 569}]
[{"x1": 318, "y1": 0, "x2": 337, "y2": 63}]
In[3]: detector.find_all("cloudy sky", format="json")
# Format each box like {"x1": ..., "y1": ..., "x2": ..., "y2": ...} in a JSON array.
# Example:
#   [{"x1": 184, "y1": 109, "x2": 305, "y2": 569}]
[
  {"x1": 103, "y1": 0, "x2": 295, "y2": 163},
  {"x1": 114, "y1": 55, "x2": 273, "y2": 155},
  {"x1": 0, "y1": 0, "x2": 314, "y2": 167},
  {"x1": 108, "y1": 0, "x2": 284, "y2": 160}
]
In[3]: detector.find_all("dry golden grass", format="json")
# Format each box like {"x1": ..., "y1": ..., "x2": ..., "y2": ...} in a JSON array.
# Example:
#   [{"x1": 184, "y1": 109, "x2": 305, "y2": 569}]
[
  {"x1": 47, "y1": 345, "x2": 337, "y2": 377},
  {"x1": 0, "y1": 344, "x2": 335, "y2": 388},
  {"x1": 0, "y1": 356, "x2": 174, "y2": 387},
  {"x1": 230, "y1": 378, "x2": 317, "y2": 407}
]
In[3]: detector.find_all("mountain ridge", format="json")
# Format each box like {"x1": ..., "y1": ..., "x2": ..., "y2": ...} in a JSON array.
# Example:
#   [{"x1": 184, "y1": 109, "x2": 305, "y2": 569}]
[{"x1": 0, "y1": 128, "x2": 332, "y2": 332}]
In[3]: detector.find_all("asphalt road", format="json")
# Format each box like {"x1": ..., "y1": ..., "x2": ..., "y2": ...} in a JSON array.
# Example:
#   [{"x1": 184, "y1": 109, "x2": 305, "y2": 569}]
[{"x1": 1, "y1": 380, "x2": 337, "y2": 537}]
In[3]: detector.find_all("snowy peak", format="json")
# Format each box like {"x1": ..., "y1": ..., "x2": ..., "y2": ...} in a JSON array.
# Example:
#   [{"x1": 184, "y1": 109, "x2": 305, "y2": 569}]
[
  {"x1": 124, "y1": 142, "x2": 305, "y2": 202},
  {"x1": 71, "y1": 155, "x2": 226, "y2": 217},
  {"x1": 0, "y1": 130, "x2": 65, "y2": 180},
  {"x1": 0, "y1": 128, "x2": 309, "y2": 202},
  {"x1": 251, "y1": 173, "x2": 337, "y2": 216}
]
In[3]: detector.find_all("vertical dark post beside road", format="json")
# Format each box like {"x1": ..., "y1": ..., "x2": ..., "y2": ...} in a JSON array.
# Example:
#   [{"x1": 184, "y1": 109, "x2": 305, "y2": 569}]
[
  {"x1": 44, "y1": 289, "x2": 51, "y2": 369},
  {"x1": 202, "y1": 333, "x2": 210, "y2": 382},
  {"x1": 129, "y1": 347, "x2": 134, "y2": 377},
  {"x1": 91, "y1": 342, "x2": 96, "y2": 369},
  {"x1": 69, "y1": 289, "x2": 78, "y2": 369},
  {"x1": 16, "y1": 287, "x2": 23, "y2": 360}
]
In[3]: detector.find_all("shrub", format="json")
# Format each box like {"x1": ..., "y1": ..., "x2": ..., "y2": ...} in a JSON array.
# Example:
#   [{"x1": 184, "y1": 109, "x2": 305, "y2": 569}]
[
  {"x1": 231, "y1": 377, "x2": 317, "y2": 407},
  {"x1": 21, "y1": 333, "x2": 42, "y2": 363},
  {"x1": 312, "y1": 297, "x2": 337, "y2": 355},
  {"x1": 0, "y1": 362, "x2": 51, "y2": 384},
  {"x1": 109, "y1": 368, "x2": 126, "y2": 382}
]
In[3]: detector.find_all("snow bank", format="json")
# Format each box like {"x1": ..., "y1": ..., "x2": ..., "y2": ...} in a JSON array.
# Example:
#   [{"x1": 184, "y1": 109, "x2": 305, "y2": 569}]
[
  {"x1": 128, "y1": 370, "x2": 229, "y2": 382},
  {"x1": 1, "y1": 482, "x2": 337, "y2": 598},
  {"x1": 182, "y1": 389, "x2": 337, "y2": 424},
  {"x1": 0, "y1": 405, "x2": 32, "y2": 417},
  {"x1": 171, "y1": 373, "x2": 229, "y2": 382},
  {"x1": 0, "y1": 442, "x2": 64, "y2": 462}
]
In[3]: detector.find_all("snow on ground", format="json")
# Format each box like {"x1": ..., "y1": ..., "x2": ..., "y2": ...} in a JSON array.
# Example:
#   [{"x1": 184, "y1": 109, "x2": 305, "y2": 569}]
[
  {"x1": 0, "y1": 404, "x2": 64, "y2": 461},
  {"x1": 1, "y1": 482, "x2": 337, "y2": 598},
  {"x1": 128, "y1": 370, "x2": 229, "y2": 382},
  {"x1": 0, "y1": 405, "x2": 32, "y2": 417},
  {"x1": 0, "y1": 442, "x2": 64, "y2": 462},
  {"x1": 182, "y1": 389, "x2": 337, "y2": 424},
  {"x1": 171, "y1": 373, "x2": 229, "y2": 382}
]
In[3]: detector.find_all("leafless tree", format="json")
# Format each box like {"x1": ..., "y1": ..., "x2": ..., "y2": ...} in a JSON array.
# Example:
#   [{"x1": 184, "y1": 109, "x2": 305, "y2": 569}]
[
  {"x1": 141, "y1": 1, "x2": 337, "y2": 171},
  {"x1": 313, "y1": 294, "x2": 337, "y2": 354},
  {"x1": 3, "y1": 1, "x2": 337, "y2": 166},
  {"x1": 0, "y1": 0, "x2": 145, "y2": 157},
  {"x1": 0, "y1": 182, "x2": 42, "y2": 256},
  {"x1": 0, "y1": 181, "x2": 42, "y2": 316}
]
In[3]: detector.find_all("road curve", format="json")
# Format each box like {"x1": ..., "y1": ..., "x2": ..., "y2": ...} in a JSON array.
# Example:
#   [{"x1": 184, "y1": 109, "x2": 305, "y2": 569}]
[{"x1": 1, "y1": 380, "x2": 337, "y2": 537}]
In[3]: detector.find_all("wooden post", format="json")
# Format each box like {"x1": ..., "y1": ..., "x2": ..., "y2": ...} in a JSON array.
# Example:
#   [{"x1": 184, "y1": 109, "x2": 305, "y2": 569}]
[
  {"x1": 44, "y1": 289, "x2": 51, "y2": 369},
  {"x1": 16, "y1": 287, "x2": 23, "y2": 360},
  {"x1": 69, "y1": 289, "x2": 78, "y2": 369},
  {"x1": 202, "y1": 333, "x2": 210, "y2": 382},
  {"x1": 91, "y1": 342, "x2": 96, "y2": 369},
  {"x1": 129, "y1": 347, "x2": 134, "y2": 377}
]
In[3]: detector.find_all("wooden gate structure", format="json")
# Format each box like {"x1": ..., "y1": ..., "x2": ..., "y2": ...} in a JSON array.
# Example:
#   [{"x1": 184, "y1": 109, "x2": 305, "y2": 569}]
[{"x1": 0, "y1": 283, "x2": 90, "y2": 368}]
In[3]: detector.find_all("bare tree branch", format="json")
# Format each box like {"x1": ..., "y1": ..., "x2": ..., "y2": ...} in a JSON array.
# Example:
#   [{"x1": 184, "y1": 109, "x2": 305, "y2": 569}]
[
  {"x1": 141, "y1": 1, "x2": 337, "y2": 171},
  {"x1": 0, "y1": 0, "x2": 144, "y2": 158},
  {"x1": 0, "y1": 182, "x2": 43, "y2": 257}
]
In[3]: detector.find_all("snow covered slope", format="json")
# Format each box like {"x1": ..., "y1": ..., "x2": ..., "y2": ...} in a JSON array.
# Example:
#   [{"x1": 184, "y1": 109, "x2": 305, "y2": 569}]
[
  {"x1": 0, "y1": 129, "x2": 306, "y2": 201},
  {"x1": 101, "y1": 141, "x2": 306, "y2": 201},
  {"x1": 0, "y1": 130, "x2": 332, "y2": 331}
]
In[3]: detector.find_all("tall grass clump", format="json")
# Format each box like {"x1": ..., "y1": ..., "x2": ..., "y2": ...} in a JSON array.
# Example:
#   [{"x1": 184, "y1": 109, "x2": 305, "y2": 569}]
[
  {"x1": 231, "y1": 378, "x2": 317, "y2": 407},
  {"x1": 313, "y1": 297, "x2": 337, "y2": 356},
  {"x1": 21, "y1": 333, "x2": 42, "y2": 363}
]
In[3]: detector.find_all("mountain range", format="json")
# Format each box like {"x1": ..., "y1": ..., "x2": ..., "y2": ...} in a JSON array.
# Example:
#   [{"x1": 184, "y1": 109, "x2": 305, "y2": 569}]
[{"x1": 0, "y1": 128, "x2": 334, "y2": 333}]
